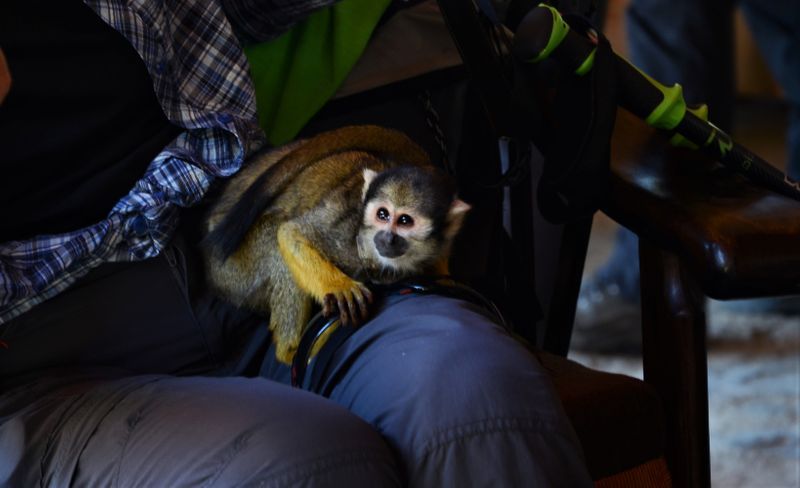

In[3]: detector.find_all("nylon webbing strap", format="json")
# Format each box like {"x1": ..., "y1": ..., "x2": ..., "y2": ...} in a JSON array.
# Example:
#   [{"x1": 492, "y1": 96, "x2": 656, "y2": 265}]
[
  {"x1": 435, "y1": 0, "x2": 525, "y2": 139},
  {"x1": 436, "y1": 0, "x2": 543, "y2": 340}
]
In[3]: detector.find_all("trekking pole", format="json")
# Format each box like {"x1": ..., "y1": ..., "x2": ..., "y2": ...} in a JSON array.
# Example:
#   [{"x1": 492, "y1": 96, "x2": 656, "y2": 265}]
[{"x1": 512, "y1": 3, "x2": 800, "y2": 201}]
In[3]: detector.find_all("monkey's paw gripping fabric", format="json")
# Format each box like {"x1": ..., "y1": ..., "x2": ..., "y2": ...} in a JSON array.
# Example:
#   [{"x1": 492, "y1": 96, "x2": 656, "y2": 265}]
[{"x1": 323, "y1": 282, "x2": 373, "y2": 326}]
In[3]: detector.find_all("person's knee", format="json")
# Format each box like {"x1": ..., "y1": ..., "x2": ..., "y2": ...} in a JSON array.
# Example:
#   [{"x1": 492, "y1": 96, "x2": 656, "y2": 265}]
[
  {"x1": 331, "y1": 295, "x2": 560, "y2": 418},
  {"x1": 321, "y1": 295, "x2": 590, "y2": 485}
]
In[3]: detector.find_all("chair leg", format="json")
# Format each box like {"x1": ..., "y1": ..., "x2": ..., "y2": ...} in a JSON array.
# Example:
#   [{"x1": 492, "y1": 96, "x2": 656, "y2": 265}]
[
  {"x1": 541, "y1": 216, "x2": 593, "y2": 356},
  {"x1": 639, "y1": 241, "x2": 711, "y2": 488}
]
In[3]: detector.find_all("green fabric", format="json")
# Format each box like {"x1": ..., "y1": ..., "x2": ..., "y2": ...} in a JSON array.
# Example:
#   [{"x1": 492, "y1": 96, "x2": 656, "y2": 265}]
[{"x1": 244, "y1": 0, "x2": 391, "y2": 145}]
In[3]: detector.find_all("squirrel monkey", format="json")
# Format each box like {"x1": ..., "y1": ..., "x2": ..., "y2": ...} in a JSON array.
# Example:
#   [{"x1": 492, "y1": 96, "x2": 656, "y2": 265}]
[{"x1": 202, "y1": 125, "x2": 470, "y2": 363}]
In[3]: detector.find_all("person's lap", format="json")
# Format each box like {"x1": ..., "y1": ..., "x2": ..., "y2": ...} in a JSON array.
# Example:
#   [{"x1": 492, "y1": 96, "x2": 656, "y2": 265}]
[
  {"x1": 0, "y1": 247, "x2": 401, "y2": 486},
  {"x1": 0, "y1": 237, "x2": 590, "y2": 486}
]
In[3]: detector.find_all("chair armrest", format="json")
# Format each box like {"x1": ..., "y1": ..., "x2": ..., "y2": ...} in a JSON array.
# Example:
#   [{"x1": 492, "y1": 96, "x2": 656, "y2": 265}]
[{"x1": 604, "y1": 109, "x2": 800, "y2": 299}]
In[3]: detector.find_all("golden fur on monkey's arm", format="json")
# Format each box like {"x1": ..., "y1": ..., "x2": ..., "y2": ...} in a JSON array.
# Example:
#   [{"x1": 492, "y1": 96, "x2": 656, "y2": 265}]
[{"x1": 277, "y1": 221, "x2": 373, "y2": 325}]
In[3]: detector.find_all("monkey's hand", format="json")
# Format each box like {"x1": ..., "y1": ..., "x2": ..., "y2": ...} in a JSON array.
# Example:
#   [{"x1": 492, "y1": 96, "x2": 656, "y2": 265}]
[
  {"x1": 278, "y1": 222, "x2": 374, "y2": 327},
  {"x1": 322, "y1": 282, "x2": 373, "y2": 326}
]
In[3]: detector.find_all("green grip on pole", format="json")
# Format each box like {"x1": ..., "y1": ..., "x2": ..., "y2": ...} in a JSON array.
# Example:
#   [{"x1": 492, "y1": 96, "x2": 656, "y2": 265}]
[
  {"x1": 529, "y1": 3, "x2": 570, "y2": 63},
  {"x1": 575, "y1": 47, "x2": 596, "y2": 76},
  {"x1": 527, "y1": 4, "x2": 596, "y2": 76},
  {"x1": 629, "y1": 61, "x2": 687, "y2": 131}
]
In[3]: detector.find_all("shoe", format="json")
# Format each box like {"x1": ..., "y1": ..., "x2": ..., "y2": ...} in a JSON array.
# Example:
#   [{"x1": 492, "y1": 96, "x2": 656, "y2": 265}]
[{"x1": 571, "y1": 278, "x2": 642, "y2": 355}]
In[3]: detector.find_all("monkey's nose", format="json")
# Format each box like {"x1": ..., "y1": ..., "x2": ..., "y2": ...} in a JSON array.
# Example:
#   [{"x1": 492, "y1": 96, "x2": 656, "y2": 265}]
[{"x1": 374, "y1": 231, "x2": 408, "y2": 258}]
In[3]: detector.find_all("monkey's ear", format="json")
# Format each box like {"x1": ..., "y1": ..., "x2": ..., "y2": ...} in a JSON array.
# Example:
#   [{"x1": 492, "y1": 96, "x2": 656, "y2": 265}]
[
  {"x1": 444, "y1": 198, "x2": 471, "y2": 240},
  {"x1": 362, "y1": 168, "x2": 378, "y2": 201},
  {"x1": 448, "y1": 199, "x2": 471, "y2": 219}
]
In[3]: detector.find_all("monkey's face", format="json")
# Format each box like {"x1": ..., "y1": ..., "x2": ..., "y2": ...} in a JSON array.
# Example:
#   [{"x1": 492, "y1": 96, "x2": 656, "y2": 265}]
[
  {"x1": 358, "y1": 197, "x2": 439, "y2": 279},
  {"x1": 357, "y1": 166, "x2": 470, "y2": 284}
]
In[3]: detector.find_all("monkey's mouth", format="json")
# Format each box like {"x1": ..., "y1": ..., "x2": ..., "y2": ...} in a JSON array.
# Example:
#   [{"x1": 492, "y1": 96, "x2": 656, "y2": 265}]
[
  {"x1": 377, "y1": 248, "x2": 405, "y2": 259},
  {"x1": 357, "y1": 235, "x2": 415, "y2": 284},
  {"x1": 360, "y1": 253, "x2": 409, "y2": 284}
]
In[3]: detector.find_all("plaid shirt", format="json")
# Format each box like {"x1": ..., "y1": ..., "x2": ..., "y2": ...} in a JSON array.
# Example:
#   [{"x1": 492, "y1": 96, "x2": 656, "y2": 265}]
[{"x1": 0, "y1": 0, "x2": 335, "y2": 323}]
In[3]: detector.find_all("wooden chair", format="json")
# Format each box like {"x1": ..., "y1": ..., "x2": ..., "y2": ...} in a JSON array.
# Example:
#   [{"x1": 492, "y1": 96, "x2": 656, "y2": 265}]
[{"x1": 538, "y1": 108, "x2": 800, "y2": 487}]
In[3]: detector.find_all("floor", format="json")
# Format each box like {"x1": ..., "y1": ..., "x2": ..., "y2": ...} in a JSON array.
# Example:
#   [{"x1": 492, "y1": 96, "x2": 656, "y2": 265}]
[{"x1": 569, "y1": 99, "x2": 800, "y2": 487}]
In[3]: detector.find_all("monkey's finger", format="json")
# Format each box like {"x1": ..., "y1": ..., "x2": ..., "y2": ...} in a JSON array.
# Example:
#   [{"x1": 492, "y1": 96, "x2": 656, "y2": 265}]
[
  {"x1": 345, "y1": 292, "x2": 361, "y2": 327},
  {"x1": 323, "y1": 293, "x2": 336, "y2": 317},
  {"x1": 353, "y1": 288, "x2": 370, "y2": 322},
  {"x1": 360, "y1": 284, "x2": 374, "y2": 304},
  {"x1": 336, "y1": 294, "x2": 352, "y2": 326}
]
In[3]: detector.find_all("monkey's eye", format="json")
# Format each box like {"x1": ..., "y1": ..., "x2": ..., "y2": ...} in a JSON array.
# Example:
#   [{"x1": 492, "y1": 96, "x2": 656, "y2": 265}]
[
  {"x1": 397, "y1": 214, "x2": 414, "y2": 227},
  {"x1": 376, "y1": 207, "x2": 390, "y2": 222}
]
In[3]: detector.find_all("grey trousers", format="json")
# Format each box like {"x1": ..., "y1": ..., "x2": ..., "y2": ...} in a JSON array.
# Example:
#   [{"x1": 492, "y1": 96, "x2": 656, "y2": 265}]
[{"x1": 0, "y1": 238, "x2": 590, "y2": 487}]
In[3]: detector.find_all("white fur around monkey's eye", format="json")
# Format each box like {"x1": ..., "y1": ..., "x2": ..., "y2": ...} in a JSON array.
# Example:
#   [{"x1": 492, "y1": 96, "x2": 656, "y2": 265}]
[{"x1": 377, "y1": 207, "x2": 390, "y2": 221}]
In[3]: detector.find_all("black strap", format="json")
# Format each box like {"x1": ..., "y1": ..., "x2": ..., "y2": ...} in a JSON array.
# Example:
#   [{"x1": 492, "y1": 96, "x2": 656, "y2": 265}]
[
  {"x1": 436, "y1": 0, "x2": 526, "y2": 140},
  {"x1": 438, "y1": 1, "x2": 617, "y2": 223},
  {"x1": 437, "y1": 0, "x2": 544, "y2": 341},
  {"x1": 290, "y1": 312, "x2": 339, "y2": 389},
  {"x1": 535, "y1": 14, "x2": 617, "y2": 221}
]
